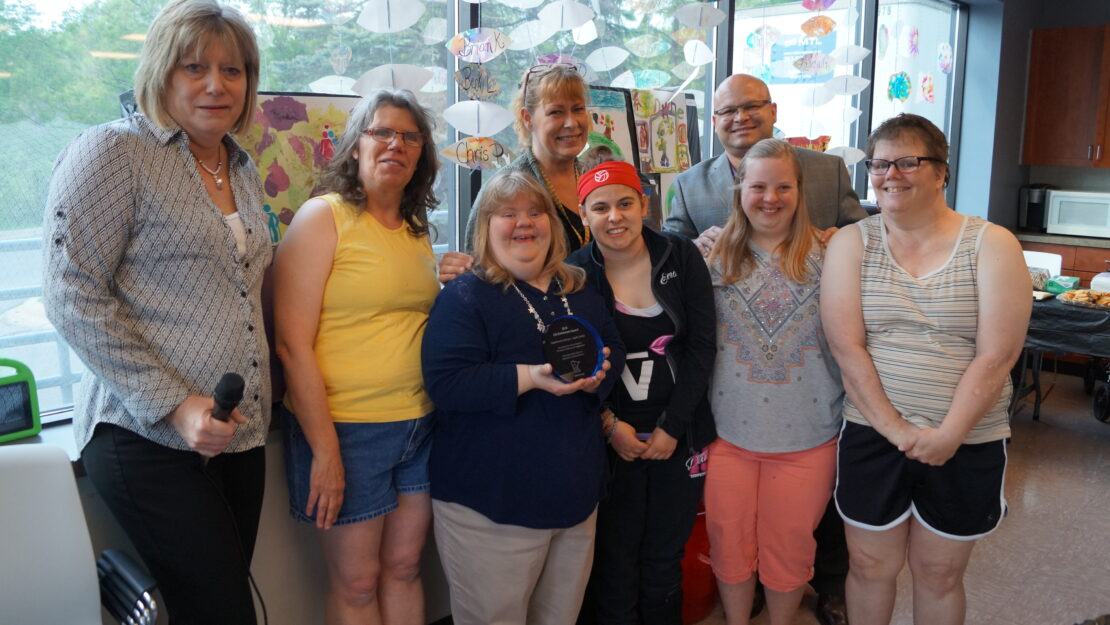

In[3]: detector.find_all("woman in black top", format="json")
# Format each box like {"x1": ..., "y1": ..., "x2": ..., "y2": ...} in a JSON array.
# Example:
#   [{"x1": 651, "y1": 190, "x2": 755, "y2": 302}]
[{"x1": 568, "y1": 159, "x2": 716, "y2": 625}]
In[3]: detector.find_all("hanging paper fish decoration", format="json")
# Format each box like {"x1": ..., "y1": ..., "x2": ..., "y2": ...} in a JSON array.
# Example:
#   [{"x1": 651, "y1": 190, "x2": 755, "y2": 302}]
[
  {"x1": 746, "y1": 25, "x2": 781, "y2": 50},
  {"x1": 446, "y1": 28, "x2": 511, "y2": 63},
  {"x1": 329, "y1": 45, "x2": 352, "y2": 75},
  {"x1": 627, "y1": 34, "x2": 672, "y2": 58},
  {"x1": 877, "y1": 25, "x2": 889, "y2": 58},
  {"x1": 793, "y1": 52, "x2": 834, "y2": 76},
  {"x1": 801, "y1": 15, "x2": 836, "y2": 38},
  {"x1": 455, "y1": 63, "x2": 501, "y2": 101},
  {"x1": 801, "y1": 0, "x2": 837, "y2": 10},
  {"x1": 440, "y1": 137, "x2": 514, "y2": 170},
  {"x1": 888, "y1": 71, "x2": 911, "y2": 102},
  {"x1": 919, "y1": 73, "x2": 936, "y2": 103},
  {"x1": 937, "y1": 42, "x2": 954, "y2": 74},
  {"x1": 611, "y1": 69, "x2": 671, "y2": 90}
]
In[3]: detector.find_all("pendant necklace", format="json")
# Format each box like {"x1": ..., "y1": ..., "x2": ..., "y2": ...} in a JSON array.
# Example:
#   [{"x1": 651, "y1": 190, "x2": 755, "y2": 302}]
[
  {"x1": 510, "y1": 278, "x2": 573, "y2": 334},
  {"x1": 531, "y1": 151, "x2": 588, "y2": 246},
  {"x1": 197, "y1": 145, "x2": 225, "y2": 190}
]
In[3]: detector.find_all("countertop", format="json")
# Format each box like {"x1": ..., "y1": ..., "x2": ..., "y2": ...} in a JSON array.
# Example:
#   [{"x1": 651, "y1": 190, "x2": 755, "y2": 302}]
[{"x1": 1015, "y1": 231, "x2": 1110, "y2": 249}]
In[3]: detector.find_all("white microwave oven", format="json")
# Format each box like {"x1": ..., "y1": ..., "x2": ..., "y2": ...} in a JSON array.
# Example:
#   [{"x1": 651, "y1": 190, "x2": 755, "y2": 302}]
[{"x1": 1045, "y1": 190, "x2": 1110, "y2": 239}]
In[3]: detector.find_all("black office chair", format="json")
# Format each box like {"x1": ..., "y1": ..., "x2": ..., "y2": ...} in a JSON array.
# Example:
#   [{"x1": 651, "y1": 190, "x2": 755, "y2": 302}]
[{"x1": 0, "y1": 444, "x2": 157, "y2": 625}]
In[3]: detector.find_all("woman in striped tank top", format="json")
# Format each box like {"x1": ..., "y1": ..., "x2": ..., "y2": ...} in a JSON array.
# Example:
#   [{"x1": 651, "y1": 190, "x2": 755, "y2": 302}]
[{"x1": 821, "y1": 114, "x2": 1030, "y2": 625}]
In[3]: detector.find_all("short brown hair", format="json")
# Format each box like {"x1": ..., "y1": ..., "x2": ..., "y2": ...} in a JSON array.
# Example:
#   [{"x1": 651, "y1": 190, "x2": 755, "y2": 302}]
[
  {"x1": 867, "y1": 113, "x2": 950, "y2": 186},
  {"x1": 134, "y1": 0, "x2": 259, "y2": 134},
  {"x1": 710, "y1": 138, "x2": 815, "y2": 284},
  {"x1": 471, "y1": 171, "x2": 585, "y2": 294},
  {"x1": 511, "y1": 65, "x2": 590, "y2": 148},
  {"x1": 317, "y1": 89, "x2": 440, "y2": 238}
]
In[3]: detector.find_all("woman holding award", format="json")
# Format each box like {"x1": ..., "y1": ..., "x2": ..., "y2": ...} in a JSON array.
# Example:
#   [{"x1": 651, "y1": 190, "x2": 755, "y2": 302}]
[
  {"x1": 568, "y1": 159, "x2": 717, "y2": 625},
  {"x1": 421, "y1": 170, "x2": 625, "y2": 625}
]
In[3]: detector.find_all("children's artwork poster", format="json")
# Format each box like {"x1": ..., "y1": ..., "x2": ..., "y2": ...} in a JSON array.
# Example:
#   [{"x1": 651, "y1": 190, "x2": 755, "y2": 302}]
[
  {"x1": 630, "y1": 89, "x2": 691, "y2": 175},
  {"x1": 586, "y1": 86, "x2": 640, "y2": 171},
  {"x1": 240, "y1": 93, "x2": 362, "y2": 244}
]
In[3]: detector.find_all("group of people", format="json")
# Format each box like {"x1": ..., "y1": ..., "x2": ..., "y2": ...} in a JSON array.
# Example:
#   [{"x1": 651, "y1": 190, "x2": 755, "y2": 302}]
[{"x1": 41, "y1": 2, "x2": 1032, "y2": 625}]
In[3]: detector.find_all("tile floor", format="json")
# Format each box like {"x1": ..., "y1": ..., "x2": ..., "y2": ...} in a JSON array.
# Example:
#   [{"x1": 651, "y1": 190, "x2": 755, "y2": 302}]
[{"x1": 694, "y1": 373, "x2": 1110, "y2": 625}]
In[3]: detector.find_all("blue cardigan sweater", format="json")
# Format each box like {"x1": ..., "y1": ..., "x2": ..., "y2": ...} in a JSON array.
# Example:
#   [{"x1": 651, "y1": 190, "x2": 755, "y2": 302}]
[{"x1": 422, "y1": 272, "x2": 626, "y2": 529}]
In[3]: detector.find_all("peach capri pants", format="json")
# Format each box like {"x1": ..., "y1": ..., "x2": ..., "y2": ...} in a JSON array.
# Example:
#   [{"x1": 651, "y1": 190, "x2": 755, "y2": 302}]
[{"x1": 705, "y1": 436, "x2": 837, "y2": 592}]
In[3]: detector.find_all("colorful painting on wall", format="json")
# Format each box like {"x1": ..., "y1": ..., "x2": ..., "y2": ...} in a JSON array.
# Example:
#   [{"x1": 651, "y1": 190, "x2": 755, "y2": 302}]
[
  {"x1": 630, "y1": 89, "x2": 691, "y2": 174},
  {"x1": 587, "y1": 86, "x2": 640, "y2": 171},
  {"x1": 239, "y1": 92, "x2": 362, "y2": 244}
]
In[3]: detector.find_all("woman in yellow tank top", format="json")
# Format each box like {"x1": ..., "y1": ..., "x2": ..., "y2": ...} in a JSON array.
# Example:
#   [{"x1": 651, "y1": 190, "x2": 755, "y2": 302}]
[{"x1": 273, "y1": 90, "x2": 441, "y2": 625}]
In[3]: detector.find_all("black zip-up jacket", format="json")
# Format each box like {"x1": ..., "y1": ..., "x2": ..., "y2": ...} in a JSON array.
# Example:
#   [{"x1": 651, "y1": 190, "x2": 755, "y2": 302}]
[{"x1": 569, "y1": 228, "x2": 717, "y2": 452}]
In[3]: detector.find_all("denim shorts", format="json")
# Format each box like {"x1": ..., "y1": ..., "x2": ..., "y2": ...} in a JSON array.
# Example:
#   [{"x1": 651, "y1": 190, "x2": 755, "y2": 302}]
[{"x1": 282, "y1": 405, "x2": 433, "y2": 526}]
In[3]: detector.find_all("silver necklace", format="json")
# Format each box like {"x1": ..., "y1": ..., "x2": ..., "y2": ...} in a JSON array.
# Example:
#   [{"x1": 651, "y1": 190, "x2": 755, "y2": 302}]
[
  {"x1": 197, "y1": 147, "x2": 225, "y2": 190},
  {"x1": 510, "y1": 278, "x2": 573, "y2": 333}
]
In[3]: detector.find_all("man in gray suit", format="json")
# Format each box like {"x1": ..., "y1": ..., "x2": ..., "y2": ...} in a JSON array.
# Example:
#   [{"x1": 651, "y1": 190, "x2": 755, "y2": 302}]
[
  {"x1": 665, "y1": 74, "x2": 866, "y2": 255},
  {"x1": 666, "y1": 74, "x2": 859, "y2": 625}
]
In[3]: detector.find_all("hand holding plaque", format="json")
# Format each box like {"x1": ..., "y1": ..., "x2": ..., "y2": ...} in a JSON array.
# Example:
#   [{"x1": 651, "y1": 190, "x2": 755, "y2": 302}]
[{"x1": 542, "y1": 315, "x2": 605, "y2": 382}]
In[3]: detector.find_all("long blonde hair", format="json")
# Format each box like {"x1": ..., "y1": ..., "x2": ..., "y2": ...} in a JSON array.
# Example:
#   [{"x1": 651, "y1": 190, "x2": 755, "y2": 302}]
[
  {"x1": 710, "y1": 139, "x2": 815, "y2": 284},
  {"x1": 471, "y1": 171, "x2": 585, "y2": 294}
]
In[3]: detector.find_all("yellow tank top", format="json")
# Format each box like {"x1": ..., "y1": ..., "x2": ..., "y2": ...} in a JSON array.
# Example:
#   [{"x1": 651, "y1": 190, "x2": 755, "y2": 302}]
[{"x1": 313, "y1": 193, "x2": 438, "y2": 422}]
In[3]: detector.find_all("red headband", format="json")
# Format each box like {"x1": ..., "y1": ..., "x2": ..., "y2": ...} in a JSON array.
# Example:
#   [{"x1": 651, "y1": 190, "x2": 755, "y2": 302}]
[{"x1": 577, "y1": 160, "x2": 643, "y2": 205}]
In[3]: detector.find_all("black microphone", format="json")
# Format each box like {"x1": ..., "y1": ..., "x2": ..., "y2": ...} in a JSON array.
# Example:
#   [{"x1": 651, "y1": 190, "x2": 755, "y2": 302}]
[{"x1": 212, "y1": 373, "x2": 245, "y2": 422}]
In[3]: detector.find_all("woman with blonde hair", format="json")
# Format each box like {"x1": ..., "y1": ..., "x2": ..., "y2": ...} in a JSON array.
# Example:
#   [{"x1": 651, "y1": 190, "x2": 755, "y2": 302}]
[
  {"x1": 43, "y1": 1, "x2": 269, "y2": 622},
  {"x1": 274, "y1": 89, "x2": 440, "y2": 625},
  {"x1": 705, "y1": 138, "x2": 844, "y2": 625},
  {"x1": 422, "y1": 170, "x2": 624, "y2": 625}
]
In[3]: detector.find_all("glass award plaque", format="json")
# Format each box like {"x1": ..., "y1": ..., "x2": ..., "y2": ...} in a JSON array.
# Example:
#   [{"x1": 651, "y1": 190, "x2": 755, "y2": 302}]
[{"x1": 542, "y1": 315, "x2": 604, "y2": 382}]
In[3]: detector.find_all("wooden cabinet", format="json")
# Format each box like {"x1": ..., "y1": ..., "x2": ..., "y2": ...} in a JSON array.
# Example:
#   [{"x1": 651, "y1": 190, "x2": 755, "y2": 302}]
[
  {"x1": 1022, "y1": 26, "x2": 1110, "y2": 167},
  {"x1": 1020, "y1": 240, "x2": 1109, "y2": 286}
]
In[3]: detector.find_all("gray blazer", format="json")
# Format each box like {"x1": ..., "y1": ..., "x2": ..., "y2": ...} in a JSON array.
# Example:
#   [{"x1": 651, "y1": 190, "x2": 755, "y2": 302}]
[{"x1": 663, "y1": 148, "x2": 866, "y2": 238}]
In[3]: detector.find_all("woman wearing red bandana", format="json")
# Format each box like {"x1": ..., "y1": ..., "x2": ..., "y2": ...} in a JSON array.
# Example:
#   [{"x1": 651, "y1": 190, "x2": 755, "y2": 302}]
[{"x1": 568, "y1": 159, "x2": 717, "y2": 625}]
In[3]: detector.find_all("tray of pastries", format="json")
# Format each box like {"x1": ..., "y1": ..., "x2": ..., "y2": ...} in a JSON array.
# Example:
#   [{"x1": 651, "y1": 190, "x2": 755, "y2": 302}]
[{"x1": 1058, "y1": 289, "x2": 1110, "y2": 309}]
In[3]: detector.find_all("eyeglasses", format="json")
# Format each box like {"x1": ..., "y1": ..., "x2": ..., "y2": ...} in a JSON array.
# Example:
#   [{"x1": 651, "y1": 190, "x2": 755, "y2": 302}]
[
  {"x1": 863, "y1": 155, "x2": 945, "y2": 175},
  {"x1": 520, "y1": 63, "x2": 583, "y2": 108},
  {"x1": 713, "y1": 100, "x2": 772, "y2": 119},
  {"x1": 364, "y1": 127, "x2": 424, "y2": 147}
]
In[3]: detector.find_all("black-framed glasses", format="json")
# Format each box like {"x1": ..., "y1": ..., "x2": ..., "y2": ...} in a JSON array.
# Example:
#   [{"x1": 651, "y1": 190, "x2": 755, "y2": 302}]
[
  {"x1": 713, "y1": 100, "x2": 772, "y2": 119},
  {"x1": 364, "y1": 127, "x2": 424, "y2": 147},
  {"x1": 520, "y1": 63, "x2": 583, "y2": 107},
  {"x1": 864, "y1": 155, "x2": 945, "y2": 175}
]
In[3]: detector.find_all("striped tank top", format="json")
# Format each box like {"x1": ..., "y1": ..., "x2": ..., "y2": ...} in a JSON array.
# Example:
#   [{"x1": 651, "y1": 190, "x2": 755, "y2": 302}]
[{"x1": 841, "y1": 214, "x2": 1011, "y2": 444}]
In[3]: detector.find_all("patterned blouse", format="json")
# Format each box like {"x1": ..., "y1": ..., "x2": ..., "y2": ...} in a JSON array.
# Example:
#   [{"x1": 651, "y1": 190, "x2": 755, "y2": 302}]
[{"x1": 43, "y1": 114, "x2": 273, "y2": 453}]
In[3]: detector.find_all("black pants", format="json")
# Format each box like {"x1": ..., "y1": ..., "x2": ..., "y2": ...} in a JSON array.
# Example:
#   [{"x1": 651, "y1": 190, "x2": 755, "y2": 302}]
[
  {"x1": 812, "y1": 499, "x2": 849, "y2": 596},
  {"x1": 82, "y1": 423, "x2": 265, "y2": 625},
  {"x1": 581, "y1": 450, "x2": 704, "y2": 625}
]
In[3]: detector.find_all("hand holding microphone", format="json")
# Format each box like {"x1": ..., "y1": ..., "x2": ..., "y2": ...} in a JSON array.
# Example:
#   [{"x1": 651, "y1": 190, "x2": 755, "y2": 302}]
[{"x1": 168, "y1": 373, "x2": 247, "y2": 457}]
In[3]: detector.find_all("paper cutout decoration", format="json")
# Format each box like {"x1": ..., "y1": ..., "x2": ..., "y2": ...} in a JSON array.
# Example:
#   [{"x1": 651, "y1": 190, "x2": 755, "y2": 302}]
[
  {"x1": 241, "y1": 94, "x2": 361, "y2": 243},
  {"x1": 497, "y1": 0, "x2": 544, "y2": 8},
  {"x1": 802, "y1": 16, "x2": 836, "y2": 38},
  {"x1": 674, "y1": 2, "x2": 726, "y2": 29},
  {"x1": 455, "y1": 63, "x2": 501, "y2": 100},
  {"x1": 786, "y1": 136, "x2": 831, "y2": 152},
  {"x1": 422, "y1": 17, "x2": 448, "y2": 44},
  {"x1": 794, "y1": 53, "x2": 834, "y2": 76},
  {"x1": 447, "y1": 28, "x2": 511, "y2": 63},
  {"x1": 887, "y1": 71, "x2": 911, "y2": 101},
  {"x1": 746, "y1": 25, "x2": 781, "y2": 50},
  {"x1": 683, "y1": 40, "x2": 714, "y2": 66},
  {"x1": 670, "y1": 62, "x2": 704, "y2": 80},
  {"x1": 919, "y1": 73, "x2": 935, "y2": 103},
  {"x1": 611, "y1": 69, "x2": 671, "y2": 90},
  {"x1": 357, "y1": 0, "x2": 426, "y2": 33},
  {"x1": 877, "y1": 25, "x2": 889, "y2": 59},
  {"x1": 352, "y1": 64, "x2": 433, "y2": 94},
  {"x1": 631, "y1": 89, "x2": 690, "y2": 173},
  {"x1": 538, "y1": 0, "x2": 595, "y2": 31},
  {"x1": 534, "y1": 53, "x2": 596, "y2": 82},
  {"x1": 421, "y1": 66, "x2": 448, "y2": 93},
  {"x1": 802, "y1": 0, "x2": 837, "y2": 9},
  {"x1": 800, "y1": 85, "x2": 834, "y2": 107},
  {"x1": 586, "y1": 46, "x2": 630, "y2": 72},
  {"x1": 937, "y1": 42, "x2": 954, "y2": 74},
  {"x1": 826, "y1": 146, "x2": 866, "y2": 166},
  {"x1": 588, "y1": 86, "x2": 640, "y2": 171},
  {"x1": 506, "y1": 20, "x2": 558, "y2": 49},
  {"x1": 902, "y1": 26, "x2": 919, "y2": 57},
  {"x1": 443, "y1": 100, "x2": 515, "y2": 136},
  {"x1": 669, "y1": 27, "x2": 702, "y2": 47},
  {"x1": 825, "y1": 75, "x2": 870, "y2": 95},
  {"x1": 627, "y1": 34, "x2": 671, "y2": 58},
  {"x1": 441, "y1": 137, "x2": 514, "y2": 170},
  {"x1": 829, "y1": 45, "x2": 870, "y2": 66},
  {"x1": 309, "y1": 75, "x2": 357, "y2": 95},
  {"x1": 573, "y1": 20, "x2": 598, "y2": 45},
  {"x1": 841, "y1": 106, "x2": 863, "y2": 122},
  {"x1": 329, "y1": 46, "x2": 352, "y2": 75}
]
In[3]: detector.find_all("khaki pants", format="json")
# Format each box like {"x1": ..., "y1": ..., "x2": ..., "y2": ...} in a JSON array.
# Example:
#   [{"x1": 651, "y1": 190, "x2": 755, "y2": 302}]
[{"x1": 432, "y1": 499, "x2": 597, "y2": 625}]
